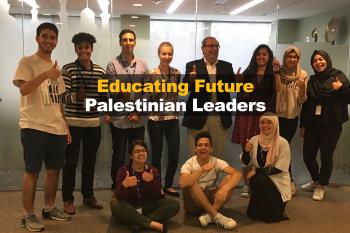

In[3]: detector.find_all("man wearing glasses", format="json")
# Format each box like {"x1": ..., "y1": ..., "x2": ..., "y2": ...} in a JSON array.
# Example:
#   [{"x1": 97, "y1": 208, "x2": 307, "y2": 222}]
[{"x1": 183, "y1": 36, "x2": 236, "y2": 158}]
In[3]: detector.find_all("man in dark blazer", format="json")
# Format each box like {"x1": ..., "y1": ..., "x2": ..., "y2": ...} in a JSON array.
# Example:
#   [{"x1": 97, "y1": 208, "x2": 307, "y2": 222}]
[{"x1": 183, "y1": 36, "x2": 235, "y2": 157}]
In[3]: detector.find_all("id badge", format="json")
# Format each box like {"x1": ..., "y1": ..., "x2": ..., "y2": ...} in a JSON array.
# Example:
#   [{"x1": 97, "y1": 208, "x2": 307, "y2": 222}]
[
  {"x1": 315, "y1": 105, "x2": 322, "y2": 115},
  {"x1": 136, "y1": 208, "x2": 142, "y2": 214}
]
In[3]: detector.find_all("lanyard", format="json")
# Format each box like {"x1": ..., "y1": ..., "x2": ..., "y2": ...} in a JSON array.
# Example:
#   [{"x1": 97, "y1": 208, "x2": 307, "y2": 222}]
[
  {"x1": 130, "y1": 164, "x2": 146, "y2": 208},
  {"x1": 159, "y1": 66, "x2": 171, "y2": 82}
]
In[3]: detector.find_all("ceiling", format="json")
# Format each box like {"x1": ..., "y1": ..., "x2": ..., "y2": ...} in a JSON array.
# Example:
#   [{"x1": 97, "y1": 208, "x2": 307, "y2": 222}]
[{"x1": 7, "y1": 0, "x2": 350, "y2": 21}]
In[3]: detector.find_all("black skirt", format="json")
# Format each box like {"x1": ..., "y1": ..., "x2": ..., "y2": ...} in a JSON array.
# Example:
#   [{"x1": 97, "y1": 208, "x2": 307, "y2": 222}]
[{"x1": 247, "y1": 170, "x2": 289, "y2": 222}]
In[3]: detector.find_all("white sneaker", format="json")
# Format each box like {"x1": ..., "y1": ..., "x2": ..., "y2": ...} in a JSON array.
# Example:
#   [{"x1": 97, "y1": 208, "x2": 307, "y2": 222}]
[
  {"x1": 213, "y1": 213, "x2": 237, "y2": 230},
  {"x1": 301, "y1": 181, "x2": 317, "y2": 192},
  {"x1": 291, "y1": 181, "x2": 297, "y2": 196},
  {"x1": 312, "y1": 188, "x2": 324, "y2": 201},
  {"x1": 198, "y1": 213, "x2": 212, "y2": 227},
  {"x1": 240, "y1": 185, "x2": 250, "y2": 198}
]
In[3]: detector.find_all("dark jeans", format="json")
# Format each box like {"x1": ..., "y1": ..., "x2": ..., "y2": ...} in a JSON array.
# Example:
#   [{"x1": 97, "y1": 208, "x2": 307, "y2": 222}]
[
  {"x1": 248, "y1": 171, "x2": 288, "y2": 222},
  {"x1": 148, "y1": 119, "x2": 180, "y2": 189},
  {"x1": 303, "y1": 124, "x2": 342, "y2": 186},
  {"x1": 279, "y1": 116, "x2": 299, "y2": 180},
  {"x1": 62, "y1": 126, "x2": 101, "y2": 202},
  {"x1": 110, "y1": 124, "x2": 145, "y2": 188}
]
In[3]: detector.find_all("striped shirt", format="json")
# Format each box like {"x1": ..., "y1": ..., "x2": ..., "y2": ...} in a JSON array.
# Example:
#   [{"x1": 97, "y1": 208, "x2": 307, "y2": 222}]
[{"x1": 61, "y1": 59, "x2": 106, "y2": 127}]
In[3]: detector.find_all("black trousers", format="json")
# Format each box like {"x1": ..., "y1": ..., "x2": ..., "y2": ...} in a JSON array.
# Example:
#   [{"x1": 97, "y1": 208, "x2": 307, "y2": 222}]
[
  {"x1": 303, "y1": 124, "x2": 342, "y2": 186},
  {"x1": 110, "y1": 124, "x2": 145, "y2": 188},
  {"x1": 247, "y1": 171, "x2": 288, "y2": 222},
  {"x1": 279, "y1": 116, "x2": 299, "y2": 180},
  {"x1": 62, "y1": 126, "x2": 101, "y2": 202},
  {"x1": 148, "y1": 119, "x2": 180, "y2": 189}
]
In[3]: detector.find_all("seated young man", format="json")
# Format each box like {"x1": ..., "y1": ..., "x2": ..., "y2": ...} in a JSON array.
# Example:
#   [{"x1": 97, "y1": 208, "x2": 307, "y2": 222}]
[{"x1": 179, "y1": 131, "x2": 241, "y2": 229}]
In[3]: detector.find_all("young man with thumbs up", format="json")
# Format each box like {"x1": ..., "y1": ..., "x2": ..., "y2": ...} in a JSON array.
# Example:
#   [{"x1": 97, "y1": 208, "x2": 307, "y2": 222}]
[
  {"x1": 182, "y1": 36, "x2": 236, "y2": 158},
  {"x1": 13, "y1": 22, "x2": 71, "y2": 232}
]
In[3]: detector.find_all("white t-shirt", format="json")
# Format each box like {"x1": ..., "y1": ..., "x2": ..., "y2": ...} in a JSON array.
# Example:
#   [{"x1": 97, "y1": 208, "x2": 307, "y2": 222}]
[
  {"x1": 180, "y1": 155, "x2": 228, "y2": 189},
  {"x1": 13, "y1": 54, "x2": 67, "y2": 135}
]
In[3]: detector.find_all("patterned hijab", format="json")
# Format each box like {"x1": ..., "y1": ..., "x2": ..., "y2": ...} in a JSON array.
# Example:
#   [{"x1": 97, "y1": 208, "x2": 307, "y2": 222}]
[
  {"x1": 280, "y1": 46, "x2": 302, "y2": 82},
  {"x1": 258, "y1": 113, "x2": 280, "y2": 166}
]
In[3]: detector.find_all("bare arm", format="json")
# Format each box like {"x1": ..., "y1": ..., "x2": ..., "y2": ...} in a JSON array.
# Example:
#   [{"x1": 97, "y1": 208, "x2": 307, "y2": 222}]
[
  {"x1": 220, "y1": 166, "x2": 241, "y2": 191},
  {"x1": 179, "y1": 169, "x2": 205, "y2": 189}
]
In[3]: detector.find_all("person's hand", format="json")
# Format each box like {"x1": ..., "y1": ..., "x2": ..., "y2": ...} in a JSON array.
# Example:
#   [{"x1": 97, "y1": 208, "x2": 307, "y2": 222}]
[
  {"x1": 244, "y1": 139, "x2": 253, "y2": 152},
  {"x1": 273, "y1": 58, "x2": 281, "y2": 73},
  {"x1": 189, "y1": 65, "x2": 197, "y2": 83},
  {"x1": 142, "y1": 169, "x2": 154, "y2": 182},
  {"x1": 297, "y1": 77, "x2": 307, "y2": 96},
  {"x1": 66, "y1": 126, "x2": 72, "y2": 145},
  {"x1": 201, "y1": 163, "x2": 214, "y2": 173},
  {"x1": 76, "y1": 88, "x2": 86, "y2": 101},
  {"x1": 104, "y1": 114, "x2": 112, "y2": 124},
  {"x1": 332, "y1": 77, "x2": 343, "y2": 90},
  {"x1": 235, "y1": 67, "x2": 244, "y2": 82},
  {"x1": 215, "y1": 188, "x2": 229, "y2": 202},
  {"x1": 299, "y1": 127, "x2": 305, "y2": 138},
  {"x1": 127, "y1": 112, "x2": 139, "y2": 122},
  {"x1": 246, "y1": 170, "x2": 256, "y2": 181},
  {"x1": 122, "y1": 171, "x2": 138, "y2": 188},
  {"x1": 46, "y1": 61, "x2": 61, "y2": 81}
]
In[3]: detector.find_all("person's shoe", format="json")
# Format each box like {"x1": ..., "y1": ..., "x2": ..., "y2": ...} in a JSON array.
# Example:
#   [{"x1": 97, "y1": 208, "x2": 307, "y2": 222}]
[
  {"x1": 212, "y1": 213, "x2": 237, "y2": 229},
  {"x1": 240, "y1": 185, "x2": 250, "y2": 198},
  {"x1": 83, "y1": 196, "x2": 103, "y2": 209},
  {"x1": 291, "y1": 181, "x2": 297, "y2": 196},
  {"x1": 198, "y1": 213, "x2": 212, "y2": 227},
  {"x1": 22, "y1": 214, "x2": 45, "y2": 232},
  {"x1": 63, "y1": 201, "x2": 76, "y2": 215},
  {"x1": 301, "y1": 181, "x2": 317, "y2": 192},
  {"x1": 42, "y1": 207, "x2": 71, "y2": 221},
  {"x1": 164, "y1": 188, "x2": 180, "y2": 197},
  {"x1": 312, "y1": 188, "x2": 325, "y2": 201}
]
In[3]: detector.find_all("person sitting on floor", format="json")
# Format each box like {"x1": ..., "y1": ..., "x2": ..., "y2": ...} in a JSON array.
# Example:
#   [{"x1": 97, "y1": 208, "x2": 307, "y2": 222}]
[
  {"x1": 179, "y1": 131, "x2": 241, "y2": 230},
  {"x1": 241, "y1": 112, "x2": 291, "y2": 222},
  {"x1": 111, "y1": 140, "x2": 180, "y2": 233}
]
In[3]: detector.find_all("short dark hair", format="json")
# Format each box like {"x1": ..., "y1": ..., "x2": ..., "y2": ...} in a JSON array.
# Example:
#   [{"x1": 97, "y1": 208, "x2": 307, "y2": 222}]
[
  {"x1": 36, "y1": 22, "x2": 58, "y2": 37},
  {"x1": 72, "y1": 32, "x2": 96, "y2": 48},
  {"x1": 128, "y1": 139, "x2": 148, "y2": 155},
  {"x1": 195, "y1": 131, "x2": 212, "y2": 146},
  {"x1": 119, "y1": 29, "x2": 136, "y2": 42}
]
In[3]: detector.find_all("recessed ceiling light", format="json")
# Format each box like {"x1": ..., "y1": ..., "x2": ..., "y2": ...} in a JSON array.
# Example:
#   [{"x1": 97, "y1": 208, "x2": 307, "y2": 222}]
[
  {"x1": 131, "y1": 16, "x2": 139, "y2": 19},
  {"x1": 43, "y1": 13, "x2": 51, "y2": 16},
  {"x1": 55, "y1": 22, "x2": 62, "y2": 25},
  {"x1": 129, "y1": 24, "x2": 136, "y2": 27},
  {"x1": 133, "y1": 3, "x2": 143, "y2": 7}
]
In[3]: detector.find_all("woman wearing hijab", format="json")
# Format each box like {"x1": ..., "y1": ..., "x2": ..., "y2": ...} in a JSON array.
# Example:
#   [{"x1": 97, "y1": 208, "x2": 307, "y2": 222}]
[
  {"x1": 232, "y1": 44, "x2": 276, "y2": 197},
  {"x1": 111, "y1": 140, "x2": 180, "y2": 233},
  {"x1": 300, "y1": 50, "x2": 349, "y2": 201},
  {"x1": 275, "y1": 46, "x2": 308, "y2": 195},
  {"x1": 241, "y1": 113, "x2": 291, "y2": 222}
]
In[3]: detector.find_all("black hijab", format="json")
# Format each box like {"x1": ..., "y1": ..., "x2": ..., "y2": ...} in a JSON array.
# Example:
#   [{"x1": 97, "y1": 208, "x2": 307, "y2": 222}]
[{"x1": 308, "y1": 50, "x2": 348, "y2": 99}]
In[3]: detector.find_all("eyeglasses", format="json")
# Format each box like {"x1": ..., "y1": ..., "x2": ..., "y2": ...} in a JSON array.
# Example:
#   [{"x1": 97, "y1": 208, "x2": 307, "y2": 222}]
[
  {"x1": 204, "y1": 44, "x2": 220, "y2": 49},
  {"x1": 133, "y1": 149, "x2": 147, "y2": 154},
  {"x1": 286, "y1": 55, "x2": 299, "y2": 60}
]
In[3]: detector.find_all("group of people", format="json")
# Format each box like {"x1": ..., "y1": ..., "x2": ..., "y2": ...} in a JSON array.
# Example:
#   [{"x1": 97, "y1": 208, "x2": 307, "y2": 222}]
[{"x1": 13, "y1": 22, "x2": 349, "y2": 232}]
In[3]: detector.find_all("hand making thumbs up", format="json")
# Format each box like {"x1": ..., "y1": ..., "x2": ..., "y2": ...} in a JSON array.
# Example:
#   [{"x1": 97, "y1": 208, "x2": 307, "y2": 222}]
[
  {"x1": 122, "y1": 170, "x2": 138, "y2": 188},
  {"x1": 142, "y1": 169, "x2": 154, "y2": 182},
  {"x1": 332, "y1": 76, "x2": 343, "y2": 90},
  {"x1": 236, "y1": 67, "x2": 244, "y2": 82},
  {"x1": 46, "y1": 60, "x2": 61, "y2": 81},
  {"x1": 244, "y1": 139, "x2": 253, "y2": 152},
  {"x1": 189, "y1": 64, "x2": 197, "y2": 83}
]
